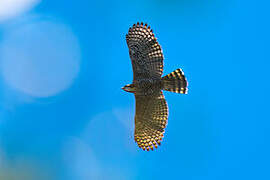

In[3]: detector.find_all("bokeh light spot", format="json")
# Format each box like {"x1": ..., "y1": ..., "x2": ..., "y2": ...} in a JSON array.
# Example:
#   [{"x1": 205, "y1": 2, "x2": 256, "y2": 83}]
[
  {"x1": 0, "y1": 0, "x2": 40, "y2": 22},
  {"x1": 63, "y1": 137, "x2": 101, "y2": 180},
  {"x1": 0, "y1": 20, "x2": 81, "y2": 97}
]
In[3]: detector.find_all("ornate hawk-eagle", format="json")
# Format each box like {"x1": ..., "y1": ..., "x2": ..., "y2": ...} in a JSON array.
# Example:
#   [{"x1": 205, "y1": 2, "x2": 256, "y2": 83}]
[{"x1": 122, "y1": 22, "x2": 188, "y2": 151}]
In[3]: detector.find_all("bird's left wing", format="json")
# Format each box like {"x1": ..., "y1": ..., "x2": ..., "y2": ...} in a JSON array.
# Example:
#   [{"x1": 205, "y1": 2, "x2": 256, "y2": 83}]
[
  {"x1": 126, "y1": 22, "x2": 164, "y2": 82},
  {"x1": 134, "y1": 91, "x2": 168, "y2": 151}
]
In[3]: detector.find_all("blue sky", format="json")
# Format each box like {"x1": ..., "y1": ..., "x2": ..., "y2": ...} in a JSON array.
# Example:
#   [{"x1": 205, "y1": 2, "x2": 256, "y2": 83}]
[{"x1": 0, "y1": 0, "x2": 269, "y2": 179}]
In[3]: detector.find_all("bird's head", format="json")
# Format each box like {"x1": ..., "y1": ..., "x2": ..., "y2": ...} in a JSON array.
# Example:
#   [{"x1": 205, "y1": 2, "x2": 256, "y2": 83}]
[{"x1": 122, "y1": 84, "x2": 136, "y2": 93}]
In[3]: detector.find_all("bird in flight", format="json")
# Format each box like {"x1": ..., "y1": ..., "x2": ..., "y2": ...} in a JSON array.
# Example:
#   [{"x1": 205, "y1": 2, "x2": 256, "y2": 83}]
[{"x1": 122, "y1": 22, "x2": 188, "y2": 151}]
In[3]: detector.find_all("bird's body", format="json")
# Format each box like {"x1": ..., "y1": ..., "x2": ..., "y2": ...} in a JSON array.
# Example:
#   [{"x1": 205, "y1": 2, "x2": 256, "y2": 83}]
[
  {"x1": 123, "y1": 78, "x2": 162, "y2": 95},
  {"x1": 123, "y1": 22, "x2": 188, "y2": 151}
]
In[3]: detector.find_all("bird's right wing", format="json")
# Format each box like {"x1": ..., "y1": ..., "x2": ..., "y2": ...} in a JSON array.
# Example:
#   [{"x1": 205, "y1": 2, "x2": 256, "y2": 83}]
[
  {"x1": 126, "y1": 22, "x2": 164, "y2": 82},
  {"x1": 134, "y1": 91, "x2": 168, "y2": 151}
]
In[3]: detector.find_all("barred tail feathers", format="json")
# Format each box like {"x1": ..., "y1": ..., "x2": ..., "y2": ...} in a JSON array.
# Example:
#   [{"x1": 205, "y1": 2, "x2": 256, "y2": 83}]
[{"x1": 162, "y1": 69, "x2": 188, "y2": 94}]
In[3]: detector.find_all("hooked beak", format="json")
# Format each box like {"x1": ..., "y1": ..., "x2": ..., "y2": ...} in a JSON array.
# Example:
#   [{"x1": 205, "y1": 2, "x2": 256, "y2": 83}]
[{"x1": 121, "y1": 84, "x2": 135, "y2": 93}]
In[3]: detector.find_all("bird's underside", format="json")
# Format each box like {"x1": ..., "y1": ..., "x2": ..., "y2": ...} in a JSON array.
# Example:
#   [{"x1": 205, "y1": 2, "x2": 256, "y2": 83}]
[{"x1": 124, "y1": 22, "x2": 188, "y2": 151}]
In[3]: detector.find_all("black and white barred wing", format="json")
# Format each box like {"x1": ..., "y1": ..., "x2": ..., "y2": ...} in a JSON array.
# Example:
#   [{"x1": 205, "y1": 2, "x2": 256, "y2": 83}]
[
  {"x1": 134, "y1": 91, "x2": 168, "y2": 151},
  {"x1": 126, "y1": 22, "x2": 164, "y2": 82}
]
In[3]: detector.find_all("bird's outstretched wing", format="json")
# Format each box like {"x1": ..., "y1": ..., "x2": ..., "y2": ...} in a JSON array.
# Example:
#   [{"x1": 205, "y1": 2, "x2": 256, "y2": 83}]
[
  {"x1": 134, "y1": 91, "x2": 168, "y2": 151},
  {"x1": 126, "y1": 22, "x2": 164, "y2": 82}
]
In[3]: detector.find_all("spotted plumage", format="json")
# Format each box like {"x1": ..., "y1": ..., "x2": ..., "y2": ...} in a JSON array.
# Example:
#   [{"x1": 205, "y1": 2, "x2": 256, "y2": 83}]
[
  {"x1": 122, "y1": 22, "x2": 188, "y2": 151},
  {"x1": 162, "y1": 68, "x2": 188, "y2": 94}
]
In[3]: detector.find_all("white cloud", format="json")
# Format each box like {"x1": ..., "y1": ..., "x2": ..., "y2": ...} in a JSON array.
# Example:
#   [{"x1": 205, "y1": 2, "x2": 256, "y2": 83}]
[{"x1": 0, "y1": 0, "x2": 40, "y2": 22}]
